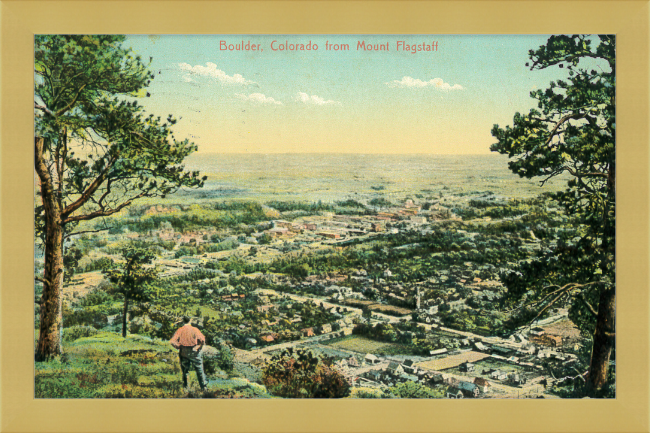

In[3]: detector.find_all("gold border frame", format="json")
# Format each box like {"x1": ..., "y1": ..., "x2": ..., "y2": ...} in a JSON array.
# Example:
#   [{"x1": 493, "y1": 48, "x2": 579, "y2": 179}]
[{"x1": 2, "y1": 1, "x2": 648, "y2": 432}]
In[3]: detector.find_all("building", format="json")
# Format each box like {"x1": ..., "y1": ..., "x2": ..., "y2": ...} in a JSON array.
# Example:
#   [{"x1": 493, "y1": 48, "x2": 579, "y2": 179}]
[
  {"x1": 490, "y1": 370, "x2": 508, "y2": 380},
  {"x1": 365, "y1": 354, "x2": 380, "y2": 364},
  {"x1": 474, "y1": 341, "x2": 488, "y2": 352},
  {"x1": 508, "y1": 373, "x2": 527, "y2": 386},
  {"x1": 317, "y1": 231, "x2": 341, "y2": 239},
  {"x1": 473, "y1": 377, "x2": 491, "y2": 393},
  {"x1": 256, "y1": 304, "x2": 275, "y2": 313},
  {"x1": 460, "y1": 362, "x2": 476, "y2": 372},
  {"x1": 386, "y1": 362, "x2": 404, "y2": 376},
  {"x1": 447, "y1": 381, "x2": 480, "y2": 398},
  {"x1": 347, "y1": 356, "x2": 360, "y2": 367},
  {"x1": 402, "y1": 359, "x2": 418, "y2": 375},
  {"x1": 259, "y1": 334, "x2": 275, "y2": 343},
  {"x1": 529, "y1": 326, "x2": 545, "y2": 337},
  {"x1": 532, "y1": 334, "x2": 563, "y2": 347}
]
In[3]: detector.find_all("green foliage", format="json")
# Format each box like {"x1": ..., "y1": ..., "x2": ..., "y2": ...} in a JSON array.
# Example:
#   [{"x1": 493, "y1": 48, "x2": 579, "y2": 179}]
[
  {"x1": 490, "y1": 35, "x2": 616, "y2": 393},
  {"x1": 105, "y1": 247, "x2": 158, "y2": 302},
  {"x1": 336, "y1": 199, "x2": 366, "y2": 208},
  {"x1": 262, "y1": 348, "x2": 350, "y2": 398},
  {"x1": 353, "y1": 381, "x2": 443, "y2": 399},
  {"x1": 104, "y1": 246, "x2": 159, "y2": 336},
  {"x1": 63, "y1": 306, "x2": 110, "y2": 329},
  {"x1": 175, "y1": 246, "x2": 197, "y2": 258},
  {"x1": 185, "y1": 378, "x2": 271, "y2": 399},
  {"x1": 265, "y1": 200, "x2": 335, "y2": 213},
  {"x1": 491, "y1": 34, "x2": 615, "y2": 318},
  {"x1": 204, "y1": 343, "x2": 235, "y2": 375},
  {"x1": 63, "y1": 246, "x2": 84, "y2": 281},
  {"x1": 63, "y1": 325, "x2": 99, "y2": 342},
  {"x1": 34, "y1": 35, "x2": 205, "y2": 240},
  {"x1": 369, "y1": 197, "x2": 393, "y2": 207},
  {"x1": 215, "y1": 344, "x2": 235, "y2": 373},
  {"x1": 34, "y1": 35, "x2": 206, "y2": 361},
  {"x1": 94, "y1": 384, "x2": 175, "y2": 398},
  {"x1": 385, "y1": 381, "x2": 444, "y2": 398},
  {"x1": 78, "y1": 288, "x2": 115, "y2": 307},
  {"x1": 81, "y1": 257, "x2": 116, "y2": 273}
]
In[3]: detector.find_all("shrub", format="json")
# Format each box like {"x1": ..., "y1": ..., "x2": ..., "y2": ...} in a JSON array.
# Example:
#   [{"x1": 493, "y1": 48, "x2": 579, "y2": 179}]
[
  {"x1": 215, "y1": 344, "x2": 235, "y2": 373},
  {"x1": 353, "y1": 389, "x2": 384, "y2": 399},
  {"x1": 63, "y1": 325, "x2": 99, "y2": 342},
  {"x1": 385, "y1": 381, "x2": 444, "y2": 399},
  {"x1": 78, "y1": 288, "x2": 114, "y2": 306},
  {"x1": 108, "y1": 363, "x2": 140, "y2": 385},
  {"x1": 262, "y1": 348, "x2": 350, "y2": 398},
  {"x1": 94, "y1": 384, "x2": 173, "y2": 398},
  {"x1": 63, "y1": 306, "x2": 110, "y2": 329},
  {"x1": 35, "y1": 375, "x2": 97, "y2": 398}
]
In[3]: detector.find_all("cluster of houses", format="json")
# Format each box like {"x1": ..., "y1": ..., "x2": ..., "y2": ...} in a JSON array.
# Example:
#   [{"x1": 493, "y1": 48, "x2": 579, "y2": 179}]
[
  {"x1": 333, "y1": 355, "x2": 495, "y2": 398},
  {"x1": 258, "y1": 199, "x2": 448, "y2": 242}
]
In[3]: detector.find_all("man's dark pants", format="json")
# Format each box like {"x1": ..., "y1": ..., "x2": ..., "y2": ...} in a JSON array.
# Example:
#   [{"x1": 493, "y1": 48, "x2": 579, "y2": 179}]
[{"x1": 179, "y1": 346, "x2": 207, "y2": 390}]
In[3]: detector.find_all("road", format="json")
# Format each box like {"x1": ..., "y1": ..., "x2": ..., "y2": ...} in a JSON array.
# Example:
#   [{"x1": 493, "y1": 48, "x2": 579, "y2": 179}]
[
  {"x1": 441, "y1": 370, "x2": 549, "y2": 399},
  {"x1": 254, "y1": 287, "x2": 566, "y2": 351}
]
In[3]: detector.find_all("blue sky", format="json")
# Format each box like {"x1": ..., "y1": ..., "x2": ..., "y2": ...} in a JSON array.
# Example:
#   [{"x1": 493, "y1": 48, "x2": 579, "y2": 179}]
[{"x1": 125, "y1": 35, "x2": 571, "y2": 154}]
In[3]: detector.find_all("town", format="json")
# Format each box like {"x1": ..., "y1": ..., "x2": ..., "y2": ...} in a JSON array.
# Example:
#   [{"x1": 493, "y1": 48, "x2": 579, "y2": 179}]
[{"x1": 41, "y1": 191, "x2": 589, "y2": 399}]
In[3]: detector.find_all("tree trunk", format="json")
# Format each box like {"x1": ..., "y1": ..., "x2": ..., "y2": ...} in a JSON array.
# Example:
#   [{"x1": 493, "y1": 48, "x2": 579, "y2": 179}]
[
  {"x1": 585, "y1": 161, "x2": 616, "y2": 395},
  {"x1": 586, "y1": 284, "x2": 615, "y2": 395},
  {"x1": 35, "y1": 137, "x2": 65, "y2": 361},
  {"x1": 122, "y1": 296, "x2": 129, "y2": 338}
]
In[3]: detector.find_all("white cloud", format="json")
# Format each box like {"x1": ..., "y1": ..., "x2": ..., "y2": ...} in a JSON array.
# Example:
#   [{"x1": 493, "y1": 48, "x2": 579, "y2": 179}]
[
  {"x1": 295, "y1": 92, "x2": 341, "y2": 105},
  {"x1": 235, "y1": 93, "x2": 282, "y2": 105},
  {"x1": 386, "y1": 76, "x2": 463, "y2": 91},
  {"x1": 178, "y1": 62, "x2": 253, "y2": 85}
]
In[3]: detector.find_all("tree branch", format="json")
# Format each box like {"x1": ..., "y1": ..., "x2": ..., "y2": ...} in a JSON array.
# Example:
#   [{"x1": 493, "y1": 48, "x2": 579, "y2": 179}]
[
  {"x1": 61, "y1": 155, "x2": 118, "y2": 218},
  {"x1": 63, "y1": 191, "x2": 148, "y2": 224},
  {"x1": 35, "y1": 277, "x2": 50, "y2": 288},
  {"x1": 34, "y1": 102, "x2": 56, "y2": 118},
  {"x1": 577, "y1": 293, "x2": 598, "y2": 318},
  {"x1": 544, "y1": 112, "x2": 585, "y2": 147},
  {"x1": 55, "y1": 83, "x2": 88, "y2": 117},
  {"x1": 63, "y1": 227, "x2": 111, "y2": 241},
  {"x1": 563, "y1": 166, "x2": 608, "y2": 179}
]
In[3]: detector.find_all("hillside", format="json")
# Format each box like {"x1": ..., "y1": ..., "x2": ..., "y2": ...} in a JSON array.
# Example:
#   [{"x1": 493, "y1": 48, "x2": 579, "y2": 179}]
[{"x1": 35, "y1": 330, "x2": 273, "y2": 399}]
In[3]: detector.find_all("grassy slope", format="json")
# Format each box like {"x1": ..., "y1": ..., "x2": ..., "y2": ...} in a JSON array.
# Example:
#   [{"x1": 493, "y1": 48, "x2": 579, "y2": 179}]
[{"x1": 35, "y1": 331, "x2": 272, "y2": 399}]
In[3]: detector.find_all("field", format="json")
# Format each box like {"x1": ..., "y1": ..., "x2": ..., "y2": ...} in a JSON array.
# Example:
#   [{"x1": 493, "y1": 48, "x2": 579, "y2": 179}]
[
  {"x1": 368, "y1": 304, "x2": 412, "y2": 316},
  {"x1": 324, "y1": 335, "x2": 416, "y2": 356},
  {"x1": 415, "y1": 351, "x2": 491, "y2": 371},
  {"x1": 136, "y1": 153, "x2": 568, "y2": 206}
]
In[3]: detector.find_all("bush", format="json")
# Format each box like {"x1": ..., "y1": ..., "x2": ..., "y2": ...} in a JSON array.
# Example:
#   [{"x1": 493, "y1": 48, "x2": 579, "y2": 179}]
[
  {"x1": 385, "y1": 381, "x2": 444, "y2": 399},
  {"x1": 82, "y1": 257, "x2": 116, "y2": 273},
  {"x1": 108, "y1": 363, "x2": 140, "y2": 385},
  {"x1": 78, "y1": 288, "x2": 114, "y2": 306},
  {"x1": 207, "y1": 344, "x2": 234, "y2": 374},
  {"x1": 63, "y1": 325, "x2": 99, "y2": 342},
  {"x1": 35, "y1": 374, "x2": 97, "y2": 398},
  {"x1": 262, "y1": 348, "x2": 350, "y2": 398},
  {"x1": 63, "y1": 307, "x2": 109, "y2": 329},
  {"x1": 94, "y1": 384, "x2": 173, "y2": 398}
]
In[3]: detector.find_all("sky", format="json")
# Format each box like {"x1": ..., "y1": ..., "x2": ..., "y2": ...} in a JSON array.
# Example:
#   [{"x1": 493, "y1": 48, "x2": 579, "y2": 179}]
[{"x1": 124, "y1": 35, "x2": 570, "y2": 155}]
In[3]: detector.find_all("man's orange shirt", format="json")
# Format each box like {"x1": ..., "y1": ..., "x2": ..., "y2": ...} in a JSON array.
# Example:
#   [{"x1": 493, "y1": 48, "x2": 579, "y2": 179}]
[{"x1": 170, "y1": 325, "x2": 206, "y2": 348}]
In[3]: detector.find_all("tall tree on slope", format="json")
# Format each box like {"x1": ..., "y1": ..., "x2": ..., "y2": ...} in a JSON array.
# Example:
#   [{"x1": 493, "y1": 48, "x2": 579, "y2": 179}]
[
  {"x1": 34, "y1": 35, "x2": 205, "y2": 361},
  {"x1": 491, "y1": 35, "x2": 615, "y2": 395}
]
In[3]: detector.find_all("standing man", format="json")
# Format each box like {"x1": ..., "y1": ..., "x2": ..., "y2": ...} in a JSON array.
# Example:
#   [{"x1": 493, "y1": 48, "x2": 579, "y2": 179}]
[{"x1": 170, "y1": 316, "x2": 207, "y2": 390}]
